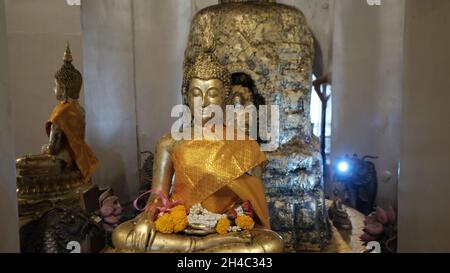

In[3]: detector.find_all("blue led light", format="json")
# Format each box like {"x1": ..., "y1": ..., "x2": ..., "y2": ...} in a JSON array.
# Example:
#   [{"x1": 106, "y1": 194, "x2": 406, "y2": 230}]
[{"x1": 338, "y1": 161, "x2": 349, "y2": 173}]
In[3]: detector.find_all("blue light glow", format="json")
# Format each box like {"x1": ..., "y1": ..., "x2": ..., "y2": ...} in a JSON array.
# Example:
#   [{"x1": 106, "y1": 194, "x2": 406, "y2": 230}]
[{"x1": 338, "y1": 161, "x2": 349, "y2": 173}]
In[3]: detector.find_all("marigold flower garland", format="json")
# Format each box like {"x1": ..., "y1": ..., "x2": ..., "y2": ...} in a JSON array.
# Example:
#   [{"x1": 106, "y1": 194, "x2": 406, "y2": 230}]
[
  {"x1": 216, "y1": 217, "x2": 231, "y2": 234},
  {"x1": 135, "y1": 193, "x2": 257, "y2": 235},
  {"x1": 235, "y1": 214, "x2": 255, "y2": 230},
  {"x1": 155, "y1": 205, "x2": 188, "y2": 234}
]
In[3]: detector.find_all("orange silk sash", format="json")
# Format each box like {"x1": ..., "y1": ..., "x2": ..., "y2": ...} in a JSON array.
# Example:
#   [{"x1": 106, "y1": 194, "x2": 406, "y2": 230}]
[
  {"x1": 46, "y1": 102, "x2": 99, "y2": 180},
  {"x1": 171, "y1": 137, "x2": 270, "y2": 228}
]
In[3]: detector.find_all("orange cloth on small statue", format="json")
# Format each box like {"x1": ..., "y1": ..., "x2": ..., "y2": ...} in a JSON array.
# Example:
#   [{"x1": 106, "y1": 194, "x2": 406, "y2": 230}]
[
  {"x1": 171, "y1": 137, "x2": 270, "y2": 228},
  {"x1": 46, "y1": 102, "x2": 99, "y2": 180}
]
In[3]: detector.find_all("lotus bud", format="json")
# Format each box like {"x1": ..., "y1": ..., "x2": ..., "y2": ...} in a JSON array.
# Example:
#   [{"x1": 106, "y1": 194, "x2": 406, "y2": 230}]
[
  {"x1": 387, "y1": 206, "x2": 396, "y2": 224},
  {"x1": 100, "y1": 205, "x2": 114, "y2": 218},
  {"x1": 376, "y1": 207, "x2": 388, "y2": 225},
  {"x1": 365, "y1": 222, "x2": 384, "y2": 236},
  {"x1": 360, "y1": 232, "x2": 377, "y2": 243},
  {"x1": 364, "y1": 213, "x2": 377, "y2": 225},
  {"x1": 99, "y1": 193, "x2": 123, "y2": 232}
]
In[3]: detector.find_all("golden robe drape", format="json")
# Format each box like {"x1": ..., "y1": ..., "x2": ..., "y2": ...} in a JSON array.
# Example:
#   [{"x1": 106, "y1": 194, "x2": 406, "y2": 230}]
[
  {"x1": 171, "y1": 137, "x2": 270, "y2": 228},
  {"x1": 46, "y1": 102, "x2": 99, "y2": 180}
]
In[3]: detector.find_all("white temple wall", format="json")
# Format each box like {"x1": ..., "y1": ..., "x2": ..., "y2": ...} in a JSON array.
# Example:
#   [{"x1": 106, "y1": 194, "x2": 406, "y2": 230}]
[
  {"x1": 331, "y1": 0, "x2": 405, "y2": 209},
  {"x1": 133, "y1": 0, "x2": 192, "y2": 162},
  {"x1": 398, "y1": 0, "x2": 450, "y2": 253},
  {"x1": 82, "y1": 0, "x2": 195, "y2": 201},
  {"x1": 4, "y1": 0, "x2": 82, "y2": 158},
  {"x1": 0, "y1": 0, "x2": 20, "y2": 253},
  {"x1": 82, "y1": 0, "x2": 140, "y2": 201}
]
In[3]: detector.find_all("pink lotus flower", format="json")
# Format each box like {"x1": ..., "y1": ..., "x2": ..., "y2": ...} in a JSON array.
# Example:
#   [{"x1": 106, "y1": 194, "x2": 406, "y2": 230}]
[
  {"x1": 364, "y1": 213, "x2": 377, "y2": 225},
  {"x1": 360, "y1": 206, "x2": 397, "y2": 253},
  {"x1": 387, "y1": 206, "x2": 396, "y2": 224},
  {"x1": 360, "y1": 232, "x2": 377, "y2": 243},
  {"x1": 100, "y1": 195, "x2": 123, "y2": 232},
  {"x1": 376, "y1": 207, "x2": 388, "y2": 225},
  {"x1": 365, "y1": 222, "x2": 384, "y2": 236}
]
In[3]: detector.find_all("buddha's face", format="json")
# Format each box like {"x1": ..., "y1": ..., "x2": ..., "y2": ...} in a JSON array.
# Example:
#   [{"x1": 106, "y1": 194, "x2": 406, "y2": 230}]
[
  {"x1": 188, "y1": 78, "x2": 225, "y2": 125},
  {"x1": 54, "y1": 79, "x2": 65, "y2": 101},
  {"x1": 231, "y1": 85, "x2": 253, "y2": 107}
]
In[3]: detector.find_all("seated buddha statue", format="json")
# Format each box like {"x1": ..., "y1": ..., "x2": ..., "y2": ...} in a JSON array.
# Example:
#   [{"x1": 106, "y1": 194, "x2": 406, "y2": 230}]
[
  {"x1": 16, "y1": 44, "x2": 99, "y2": 222},
  {"x1": 112, "y1": 52, "x2": 284, "y2": 253}
]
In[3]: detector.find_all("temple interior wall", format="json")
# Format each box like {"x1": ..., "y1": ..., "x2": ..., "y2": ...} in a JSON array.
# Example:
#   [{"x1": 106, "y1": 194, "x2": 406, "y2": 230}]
[
  {"x1": 81, "y1": 0, "x2": 192, "y2": 201},
  {"x1": 1, "y1": 0, "x2": 450, "y2": 252},
  {"x1": 398, "y1": 0, "x2": 450, "y2": 252},
  {"x1": 0, "y1": 0, "x2": 19, "y2": 253},
  {"x1": 332, "y1": 0, "x2": 405, "y2": 210},
  {"x1": 4, "y1": 0, "x2": 82, "y2": 158}
]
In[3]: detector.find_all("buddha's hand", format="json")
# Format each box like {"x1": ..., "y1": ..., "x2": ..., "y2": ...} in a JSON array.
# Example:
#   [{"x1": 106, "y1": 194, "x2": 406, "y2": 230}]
[{"x1": 126, "y1": 209, "x2": 156, "y2": 251}]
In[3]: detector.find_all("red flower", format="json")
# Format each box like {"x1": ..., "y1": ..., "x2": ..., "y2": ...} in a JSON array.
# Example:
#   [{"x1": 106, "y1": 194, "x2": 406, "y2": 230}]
[
  {"x1": 242, "y1": 201, "x2": 254, "y2": 218},
  {"x1": 230, "y1": 208, "x2": 238, "y2": 219}
]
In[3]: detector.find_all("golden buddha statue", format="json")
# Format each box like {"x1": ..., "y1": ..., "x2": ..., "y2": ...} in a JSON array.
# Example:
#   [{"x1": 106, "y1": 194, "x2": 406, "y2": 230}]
[
  {"x1": 112, "y1": 52, "x2": 284, "y2": 253},
  {"x1": 16, "y1": 44, "x2": 99, "y2": 224}
]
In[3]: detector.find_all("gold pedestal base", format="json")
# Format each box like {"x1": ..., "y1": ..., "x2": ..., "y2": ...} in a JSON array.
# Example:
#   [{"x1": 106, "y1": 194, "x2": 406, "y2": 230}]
[{"x1": 17, "y1": 170, "x2": 91, "y2": 228}]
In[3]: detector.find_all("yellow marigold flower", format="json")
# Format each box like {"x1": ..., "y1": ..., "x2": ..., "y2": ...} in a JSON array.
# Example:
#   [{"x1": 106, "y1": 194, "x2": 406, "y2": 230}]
[
  {"x1": 171, "y1": 205, "x2": 186, "y2": 215},
  {"x1": 236, "y1": 215, "x2": 255, "y2": 230},
  {"x1": 173, "y1": 219, "x2": 188, "y2": 233},
  {"x1": 155, "y1": 213, "x2": 174, "y2": 234},
  {"x1": 216, "y1": 217, "x2": 231, "y2": 235},
  {"x1": 171, "y1": 211, "x2": 188, "y2": 233},
  {"x1": 171, "y1": 210, "x2": 186, "y2": 220}
]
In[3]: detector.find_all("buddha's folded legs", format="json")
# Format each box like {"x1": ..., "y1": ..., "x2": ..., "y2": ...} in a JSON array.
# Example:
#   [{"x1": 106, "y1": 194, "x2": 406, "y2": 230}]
[
  {"x1": 197, "y1": 229, "x2": 284, "y2": 253},
  {"x1": 113, "y1": 218, "x2": 284, "y2": 253}
]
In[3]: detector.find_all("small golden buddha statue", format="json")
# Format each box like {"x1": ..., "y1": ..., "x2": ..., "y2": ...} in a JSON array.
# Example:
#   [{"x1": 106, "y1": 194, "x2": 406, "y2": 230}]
[
  {"x1": 16, "y1": 44, "x2": 99, "y2": 224},
  {"x1": 112, "y1": 52, "x2": 284, "y2": 253}
]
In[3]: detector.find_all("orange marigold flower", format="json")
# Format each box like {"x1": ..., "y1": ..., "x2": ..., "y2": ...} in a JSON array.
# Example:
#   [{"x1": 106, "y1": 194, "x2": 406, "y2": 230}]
[
  {"x1": 171, "y1": 205, "x2": 186, "y2": 215},
  {"x1": 155, "y1": 213, "x2": 174, "y2": 234},
  {"x1": 171, "y1": 208, "x2": 188, "y2": 233},
  {"x1": 216, "y1": 217, "x2": 231, "y2": 235},
  {"x1": 173, "y1": 217, "x2": 188, "y2": 233},
  {"x1": 236, "y1": 215, "x2": 255, "y2": 230}
]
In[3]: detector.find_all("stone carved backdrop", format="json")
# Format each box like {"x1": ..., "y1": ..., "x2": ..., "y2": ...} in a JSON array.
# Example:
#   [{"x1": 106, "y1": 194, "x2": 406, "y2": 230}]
[{"x1": 193, "y1": 0, "x2": 335, "y2": 73}]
